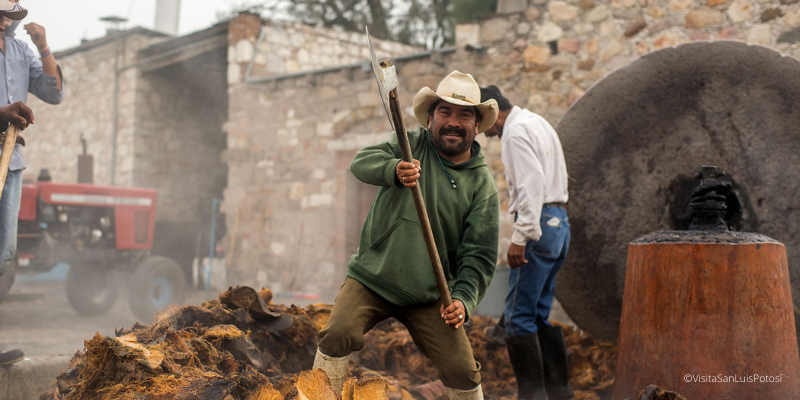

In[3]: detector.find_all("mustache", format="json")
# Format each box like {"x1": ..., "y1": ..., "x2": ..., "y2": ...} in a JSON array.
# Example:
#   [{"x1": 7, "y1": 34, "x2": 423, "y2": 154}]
[{"x1": 440, "y1": 126, "x2": 466, "y2": 136}]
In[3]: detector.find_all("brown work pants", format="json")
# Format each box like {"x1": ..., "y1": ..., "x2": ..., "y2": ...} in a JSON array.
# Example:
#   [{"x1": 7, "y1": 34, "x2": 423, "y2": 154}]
[{"x1": 317, "y1": 277, "x2": 481, "y2": 390}]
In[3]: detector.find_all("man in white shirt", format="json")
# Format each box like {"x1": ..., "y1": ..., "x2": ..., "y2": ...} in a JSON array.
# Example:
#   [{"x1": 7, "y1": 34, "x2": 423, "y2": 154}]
[{"x1": 480, "y1": 86, "x2": 572, "y2": 400}]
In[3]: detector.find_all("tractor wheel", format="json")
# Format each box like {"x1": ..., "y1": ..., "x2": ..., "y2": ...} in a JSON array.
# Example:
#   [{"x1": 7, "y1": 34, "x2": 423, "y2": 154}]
[
  {"x1": 129, "y1": 256, "x2": 186, "y2": 322},
  {"x1": 66, "y1": 265, "x2": 118, "y2": 316},
  {"x1": 0, "y1": 259, "x2": 16, "y2": 304}
]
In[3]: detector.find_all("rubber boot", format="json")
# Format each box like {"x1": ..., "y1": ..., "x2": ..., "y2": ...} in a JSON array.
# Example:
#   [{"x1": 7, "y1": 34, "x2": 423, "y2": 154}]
[
  {"x1": 506, "y1": 333, "x2": 549, "y2": 400},
  {"x1": 446, "y1": 385, "x2": 484, "y2": 400},
  {"x1": 312, "y1": 348, "x2": 349, "y2": 395},
  {"x1": 0, "y1": 349, "x2": 24, "y2": 365},
  {"x1": 538, "y1": 326, "x2": 574, "y2": 400}
]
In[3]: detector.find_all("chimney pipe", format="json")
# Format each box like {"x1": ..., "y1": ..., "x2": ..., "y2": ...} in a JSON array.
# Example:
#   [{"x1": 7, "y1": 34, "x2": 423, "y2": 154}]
[
  {"x1": 78, "y1": 135, "x2": 93, "y2": 184},
  {"x1": 154, "y1": 0, "x2": 181, "y2": 36}
]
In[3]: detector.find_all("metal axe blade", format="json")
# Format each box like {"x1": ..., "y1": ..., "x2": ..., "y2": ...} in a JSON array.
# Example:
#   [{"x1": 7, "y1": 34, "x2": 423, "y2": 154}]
[{"x1": 366, "y1": 26, "x2": 397, "y2": 130}]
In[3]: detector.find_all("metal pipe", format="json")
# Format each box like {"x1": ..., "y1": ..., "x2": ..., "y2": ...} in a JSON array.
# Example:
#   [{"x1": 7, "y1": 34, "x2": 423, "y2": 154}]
[
  {"x1": 206, "y1": 198, "x2": 219, "y2": 291},
  {"x1": 110, "y1": 34, "x2": 121, "y2": 185}
]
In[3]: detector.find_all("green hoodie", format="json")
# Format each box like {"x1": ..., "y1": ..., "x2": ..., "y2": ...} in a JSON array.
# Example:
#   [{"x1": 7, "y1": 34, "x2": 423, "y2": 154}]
[{"x1": 347, "y1": 127, "x2": 499, "y2": 319}]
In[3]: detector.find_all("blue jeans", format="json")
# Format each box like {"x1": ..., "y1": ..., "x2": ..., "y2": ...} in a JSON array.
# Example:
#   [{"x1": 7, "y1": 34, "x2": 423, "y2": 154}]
[
  {"x1": 0, "y1": 170, "x2": 21, "y2": 278},
  {"x1": 505, "y1": 206, "x2": 570, "y2": 337}
]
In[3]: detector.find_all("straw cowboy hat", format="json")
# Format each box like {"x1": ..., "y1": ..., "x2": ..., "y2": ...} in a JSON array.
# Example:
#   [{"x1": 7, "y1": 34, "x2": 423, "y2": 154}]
[
  {"x1": 413, "y1": 70, "x2": 498, "y2": 133},
  {"x1": 0, "y1": 0, "x2": 26, "y2": 20}
]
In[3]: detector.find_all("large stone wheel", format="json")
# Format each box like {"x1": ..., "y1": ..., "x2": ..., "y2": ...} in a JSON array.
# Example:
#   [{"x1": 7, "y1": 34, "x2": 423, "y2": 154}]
[{"x1": 555, "y1": 41, "x2": 800, "y2": 342}]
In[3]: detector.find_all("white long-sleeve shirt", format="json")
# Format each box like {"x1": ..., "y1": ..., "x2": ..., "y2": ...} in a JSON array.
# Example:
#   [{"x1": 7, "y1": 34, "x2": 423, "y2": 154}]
[{"x1": 501, "y1": 106, "x2": 569, "y2": 245}]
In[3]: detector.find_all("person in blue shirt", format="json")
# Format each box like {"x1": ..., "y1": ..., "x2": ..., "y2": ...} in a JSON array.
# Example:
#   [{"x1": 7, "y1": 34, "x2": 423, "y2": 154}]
[{"x1": 0, "y1": 0, "x2": 62, "y2": 366}]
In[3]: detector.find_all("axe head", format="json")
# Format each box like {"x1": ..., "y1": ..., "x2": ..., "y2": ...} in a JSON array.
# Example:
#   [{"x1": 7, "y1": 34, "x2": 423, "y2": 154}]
[{"x1": 366, "y1": 26, "x2": 397, "y2": 131}]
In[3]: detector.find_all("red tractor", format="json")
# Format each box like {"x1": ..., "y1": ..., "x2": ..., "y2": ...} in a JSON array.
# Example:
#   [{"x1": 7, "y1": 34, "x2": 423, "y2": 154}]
[{"x1": 0, "y1": 173, "x2": 187, "y2": 320}]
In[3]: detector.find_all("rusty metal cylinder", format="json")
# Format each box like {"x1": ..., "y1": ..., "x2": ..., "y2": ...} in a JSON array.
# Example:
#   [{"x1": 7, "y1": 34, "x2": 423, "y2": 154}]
[{"x1": 613, "y1": 231, "x2": 800, "y2": 399}]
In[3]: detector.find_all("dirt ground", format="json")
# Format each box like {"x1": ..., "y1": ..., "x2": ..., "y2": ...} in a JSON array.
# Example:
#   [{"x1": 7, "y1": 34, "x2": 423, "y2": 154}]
[{"x1": 0, "y1": 279, "x2": 210, "y2": 357}]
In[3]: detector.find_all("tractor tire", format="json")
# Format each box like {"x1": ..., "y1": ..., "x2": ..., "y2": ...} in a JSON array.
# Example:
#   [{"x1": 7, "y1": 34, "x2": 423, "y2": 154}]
[
  {"x1": 129, "y1": 256, "x2": 186, "y2": 322},
  {"x1": 65, "y1": 265, "x2": 118, "y2": 316},
  {"x1": 0, "y1": 259, "x2": 16, "y2": 304}
]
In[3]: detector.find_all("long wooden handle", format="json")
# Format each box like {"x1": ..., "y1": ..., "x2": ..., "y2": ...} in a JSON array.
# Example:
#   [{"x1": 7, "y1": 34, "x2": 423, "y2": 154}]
[
  {"x1": 388, "y1": 89, "x2": 453, "y2": 309},
  {"x1": 0, "y1": 124, "x2": 19, "y2": 201}
]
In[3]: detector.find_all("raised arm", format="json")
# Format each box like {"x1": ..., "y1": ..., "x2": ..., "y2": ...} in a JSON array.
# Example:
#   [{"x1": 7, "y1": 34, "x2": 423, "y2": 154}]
[{"x1": 25, "y1": 22, "x2": 62, "y2": 102}]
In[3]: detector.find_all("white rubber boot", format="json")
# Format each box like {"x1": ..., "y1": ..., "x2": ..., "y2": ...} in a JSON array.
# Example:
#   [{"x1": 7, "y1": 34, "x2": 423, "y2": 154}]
[
  {"x1": 447, "y1": 385, "x2": 485, "y2": 400},
  {"x1": 312, "y1": 348, "x2": 350, "y2": 395}
]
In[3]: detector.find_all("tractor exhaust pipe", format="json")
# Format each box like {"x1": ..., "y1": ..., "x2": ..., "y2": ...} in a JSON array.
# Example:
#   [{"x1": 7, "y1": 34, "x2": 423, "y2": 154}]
[{"x1": 78, "y1": 135, "x2": 93, "y2": 184}]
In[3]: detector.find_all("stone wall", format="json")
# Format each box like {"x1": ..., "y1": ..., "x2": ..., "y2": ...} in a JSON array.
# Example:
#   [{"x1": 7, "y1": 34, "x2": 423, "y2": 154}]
[
  {"x1": 18, "y1": 3, "x2": 800, "y2": 299},
  {"x1": 228, "y1": 13, "x2": 422, "y2": 84},
  {"x1": 23, "y1": 32, "x2": 164, "y2": 186},
  {"x1": 223, "y1": 0, "x2": 800, "y2": 298}
]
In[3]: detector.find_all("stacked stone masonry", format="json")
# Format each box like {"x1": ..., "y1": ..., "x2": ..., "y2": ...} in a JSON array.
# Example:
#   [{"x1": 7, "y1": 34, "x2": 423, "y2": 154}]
[
  {"x1": 18, "y1": 3, "x2": 800, "y2": 297},
  {"x1": 223, "y1": 1, "x2": 800, "y2": 296}
]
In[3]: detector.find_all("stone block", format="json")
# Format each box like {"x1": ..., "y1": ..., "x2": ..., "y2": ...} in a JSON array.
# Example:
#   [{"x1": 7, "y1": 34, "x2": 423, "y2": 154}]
[
  {"x1": 669, "y1": 0, "x2": 692, "y2": 11},
  {"x1": 455, "y1": 24, "x2": 481, "y2": 49},
  {"x1": 580, "y1": 0, "x2": 596, "y2": 9},
  {"x1": 719, "y1": 26, "x2": 739, "y2": 39},
  {"x1": 624, "y1": 19, "x2": 648, "y2": 37},
  {"x1": 778, "y1": 26, "x2": 800, "y2": 43},
  {"x1": 653, "y1": 32, "x2": 680, "y2": 49},
  {"x1": 586, "y1": 5, "x2": 610, "y2": 22},
  {"x1": 613, "y1": 9, "x2": 643, "y2": 19},
  {"x1": 497, "y1": 0, "x2": 529, "y2": 14},
  {"x1": 647, "y1": 6, "x2": 666, "y2": 18},
  {"x1": 600, "y1": 40, "x2": 624, "y2": 62},
  {"x1": 481, "y1": 18, "x2": 512, "y2": 42},
  {"x1": 600, "y1": 20, "x2": 616, "y2": 37},
  {"x1": 549, "y1": 1, "x2": 580, "y2": 21},
  {"x1": 538, "y1": 22, "x2": 564, "y2": 42},
  {"x1": 636, "y1": 40, "x2": 650, "y2": 55},
  {"x1": 517, "y1": 22, "x2": 532, "y2": 35},
  {"x1": 761, "y1": 8, "x2": 783, "y2": 22},
  {"x1": 585, "y1": 37, "x2": 599, "y2": 54},
  {"x1": 523, "y1": 45, "x2": 551, "y2": 65},
  {"x1": 690, "y1": 31, "x2": 711, "y2": 41},
  {"x1": 707, "y1": 0, "x2": 729, "y2": 6},
  {"x1": 727, "y1": 0, "x2": 754, "y2": 22},
  {"x1": 567, "y1": 87, "x2": 586, "y2": 106},
  {"x1": 574, "y1": 23, "x2": 595, "y2": 35},
  {"x1": 526, "y1": 7, "x2": 541, "y2": 21},
  {"x1": 747, "y1": 24, "x2": 772, "y2": 45},
  {"x1": 317, "y1": 122, "x2": 334, "y2": 137},
  {"x1": 784, "y1": 10, "x2": 800, "y2": 26},
  {"x1": 685, "y1": 10, "x2": 723, "y2": 28},
  {"x1": 577, "y1": 58, "x2": 596, "y2": 70},
  {"x1": 649, "y1": 19, "x2": 672, "y2": 35},
  {"x1": 558, "y1": 39, "x2": 582, "y2": 53}
]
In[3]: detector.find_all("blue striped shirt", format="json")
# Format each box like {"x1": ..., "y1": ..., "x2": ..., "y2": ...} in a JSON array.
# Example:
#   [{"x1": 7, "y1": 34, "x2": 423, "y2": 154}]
[{"x1": 0, "y1": 21, "x2": 63, "y2": 171}]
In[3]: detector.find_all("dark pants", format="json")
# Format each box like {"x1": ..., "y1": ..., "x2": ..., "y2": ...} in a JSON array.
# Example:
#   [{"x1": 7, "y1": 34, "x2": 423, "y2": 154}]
[
  {"x1": 318, "y1": 277, "x2": 481, "y2": 390},
  {"x1": 505, "y1": 206, "x2": 570, "y2": 336}
]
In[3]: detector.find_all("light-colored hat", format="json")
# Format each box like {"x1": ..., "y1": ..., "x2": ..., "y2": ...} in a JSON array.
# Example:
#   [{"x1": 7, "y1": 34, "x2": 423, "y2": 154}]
[
  {"x1": 0, "y1": 1, "x2": 26, "y2": 20},
  {"x1": 413, "y1": 70, "x2": 498, "y2": 133}
]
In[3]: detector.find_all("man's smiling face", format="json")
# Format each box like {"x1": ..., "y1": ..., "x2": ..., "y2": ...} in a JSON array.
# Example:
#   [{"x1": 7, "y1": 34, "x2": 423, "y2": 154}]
[{"x1": 428, "y1": 102, "x2": 480, "y2": 159}]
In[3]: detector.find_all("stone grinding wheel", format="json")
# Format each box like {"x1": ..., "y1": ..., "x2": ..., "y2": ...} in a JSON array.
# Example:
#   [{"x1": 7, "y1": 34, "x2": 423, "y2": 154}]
[{"x1": 554, "y1": 41, "x2": 800, "y2": 343}]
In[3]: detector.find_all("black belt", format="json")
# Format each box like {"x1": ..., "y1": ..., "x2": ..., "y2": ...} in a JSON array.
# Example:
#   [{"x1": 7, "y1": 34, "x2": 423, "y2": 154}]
[{"x1": 543, "y1": 202, "x2": 567, "y2": 210}]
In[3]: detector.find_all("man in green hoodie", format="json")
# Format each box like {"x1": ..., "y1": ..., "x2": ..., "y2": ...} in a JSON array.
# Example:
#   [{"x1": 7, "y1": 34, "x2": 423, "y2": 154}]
[{"x1": 314, "y1": 71, "x2": 500, "y2": 400}]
